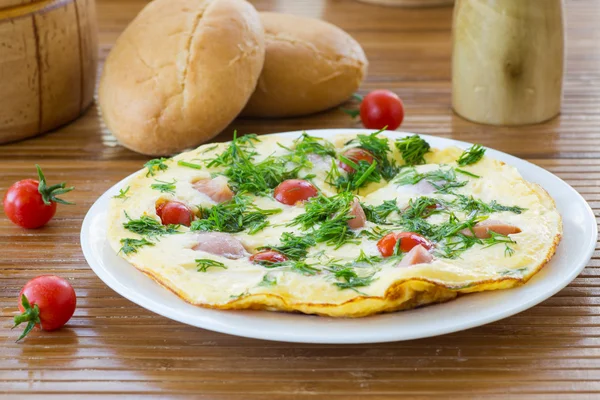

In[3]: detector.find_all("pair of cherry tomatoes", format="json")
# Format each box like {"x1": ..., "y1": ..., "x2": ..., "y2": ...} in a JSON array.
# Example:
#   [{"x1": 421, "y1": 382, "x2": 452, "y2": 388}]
[
  {"x1": 3, "y1": 168, "x2": 77, "y2": 340},
  {"x1": 347, "y1": 90, "x2": 405, "y2": 131}
]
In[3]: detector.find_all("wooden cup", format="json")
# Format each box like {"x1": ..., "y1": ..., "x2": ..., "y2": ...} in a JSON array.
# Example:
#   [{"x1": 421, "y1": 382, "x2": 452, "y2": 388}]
[
  {"x1": 0, "y1": 0, "x2": 98, "y2": 144},
  {"x1": 452, "y1": 0, "x2": 564, "y2": 126}
]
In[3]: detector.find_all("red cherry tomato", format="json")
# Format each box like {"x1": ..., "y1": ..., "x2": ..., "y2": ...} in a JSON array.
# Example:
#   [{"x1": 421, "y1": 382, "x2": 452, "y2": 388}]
[
  {"x1": 3, "y1": 165, "x2": 74, "y2": 229},
  {"x1": 360, "y1": 90, "x2": 405, "y2": 130},
  {"x1": 339, "y1": 147, "x2": 375, "y2": 173},
  {"x1": 273, "y1": 179, "x2": 318, "y2": 205},
  {"x1": 13, "y1": 275, "x2": 77, "y2": 341},
  {"x1": 156, "y1": 201, "x2": 193, "y2": 227},
  {"x1": 250, "y1": 250, "x2": 288, "y2": 264},
  {"x1": 377, "y1": 232, "x2": 432, "y2": 258}
]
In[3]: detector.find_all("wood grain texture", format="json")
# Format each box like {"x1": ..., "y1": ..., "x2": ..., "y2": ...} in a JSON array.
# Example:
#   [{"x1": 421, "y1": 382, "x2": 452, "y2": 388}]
[
  {"x1": 0, "y1": 0, "x2": 599, "y2": 397},
  {"x1": 452, "y1": 0, "x2": 565, "y2": 125},
  {"x1": 0, "y1": 0, "x2": 98, "y2": 144}
]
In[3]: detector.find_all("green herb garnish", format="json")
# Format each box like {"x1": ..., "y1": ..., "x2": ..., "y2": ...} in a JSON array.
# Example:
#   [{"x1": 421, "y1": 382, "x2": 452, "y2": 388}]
[
  {"x1": 455, "y1": 168, "x2": 480, "y2": 178},
  {"x1": 196, "y1": 259, "x2": 227, "y2": 273},
  {"x1": 119, "y1": 238, "x2": 154, "y2": 255},
  {"x1": 144, "y1": 158, "x2": 169, "y2": 177},
  {"x1": 285, "y1": 133, "x2": 337, "y2": 167},
  {"x1": 191, "y1": 195, "x2": 281, "y2": 234},
  {"x1": 348, "y1": 130, "x2": 399, "y2": 180},
  {"x1": 258, "y1": 273, "x2": 277, "y2": 287},
  {"x1": 327, "y1": 158, "x2": 381, "y2": 193},
  {"x1": 395, "y1": 135, "x2": 431, "y2": 166},
  {"x1": 395, "y1": 167, "x2": 467, "y2": 194},
  {"x1": 453, "y1": 194, "x2": 526, "y2": 215},
  {"x1": 113, "y1": 186, "x2": 130, "y2": 199},
  {"x1": 258, "y1": 232, "x2": 316, "y2": 260},
  {"x1": 177, "y1": 160, "x2": 203, "y2": 170},
  {"x1": 288, "y1": 192, "x2": 359, "y2": 249},
  {"x1": 362, "y1": 199, "x2": 401, "y2": 224},
  {"x1": 291, "y1": 192, "x2": 354, "y2": 230},
  {"x1": 207, "y1": 132, "x2": 299, "y2": 196},
  {"x1": 438, "y1": 229, "x2": 517, "y2": 259},
  {"x1": 151, "y1": 179, "x2": 176, "y2": 194},
  {"x1": 457, "y1": 144, "x2": 486, "y2": 166},
  {"x1": 123, "y1": 213, "x2": 180, "y2": 237}
]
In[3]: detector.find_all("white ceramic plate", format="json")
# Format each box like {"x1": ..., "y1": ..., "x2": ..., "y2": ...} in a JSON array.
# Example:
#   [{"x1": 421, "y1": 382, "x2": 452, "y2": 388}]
[{"x1": 81, "y1": 129, "x2": 597, "y2": 344}]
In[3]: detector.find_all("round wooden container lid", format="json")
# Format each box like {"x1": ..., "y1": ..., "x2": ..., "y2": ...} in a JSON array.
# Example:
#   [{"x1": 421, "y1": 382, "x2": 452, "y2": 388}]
[
  {"x1": 0, "y1": 0, "x2": 43, "y2": 9},
  {"x1": 356, "y1": 0, "x2": 454, "y2": 6},
  {"x1": 0, "y1": 0, "x2": 98, "y2": 144}
]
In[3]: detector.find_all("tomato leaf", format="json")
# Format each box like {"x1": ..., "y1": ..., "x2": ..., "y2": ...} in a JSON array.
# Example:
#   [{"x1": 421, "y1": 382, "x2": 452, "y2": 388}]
[
  {"x1": 36, "y1": 164, "x2": 75, "y2": 206},
  {"x1": 340, "y1": 108, "x2": 360, "y2": 119},
  {"x1": 12, "y1": 294, "x2": 41, "y2": 342}
]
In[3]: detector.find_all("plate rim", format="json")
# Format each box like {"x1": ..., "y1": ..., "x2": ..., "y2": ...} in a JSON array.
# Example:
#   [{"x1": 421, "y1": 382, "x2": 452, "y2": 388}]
[{"x1": 80, "y1": 129, "x2": 597, "y2": 344}]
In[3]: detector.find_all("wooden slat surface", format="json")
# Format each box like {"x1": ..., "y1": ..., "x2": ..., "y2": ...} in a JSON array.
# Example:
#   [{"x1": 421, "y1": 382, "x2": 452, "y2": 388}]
[{"x1": 1, "y1": 0, "x2": 599, "y2": 398}]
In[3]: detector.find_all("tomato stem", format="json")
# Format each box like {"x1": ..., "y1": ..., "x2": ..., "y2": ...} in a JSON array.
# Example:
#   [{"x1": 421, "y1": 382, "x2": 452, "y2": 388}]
[
  {"x1": 12, "y1": 294, "x2": 41, "y2": 342},
  {"x1": 36, "y1": 164, "x2": 75, "y2": 206}
]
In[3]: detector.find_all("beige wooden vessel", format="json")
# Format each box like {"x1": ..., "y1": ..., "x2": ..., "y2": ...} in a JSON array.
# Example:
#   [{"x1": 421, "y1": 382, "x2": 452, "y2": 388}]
[
  {"x1": 0, "y1": 0, "x2": 98, "y2": 144},
  {"x1": 357, "y1": 0, "x2": 454, "y2": 7},
  {"x1": 452, "y1": 0, "x2": 564, "y2": 125}
]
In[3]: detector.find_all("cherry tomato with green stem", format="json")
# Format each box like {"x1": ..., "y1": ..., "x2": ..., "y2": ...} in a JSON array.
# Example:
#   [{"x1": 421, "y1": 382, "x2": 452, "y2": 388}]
[
  {"x1": 3, "y1": 165, "x2": 74, "y2": 229},
  {"x1": 13, "y1": 275, "x2": 77, "y2": 341}
]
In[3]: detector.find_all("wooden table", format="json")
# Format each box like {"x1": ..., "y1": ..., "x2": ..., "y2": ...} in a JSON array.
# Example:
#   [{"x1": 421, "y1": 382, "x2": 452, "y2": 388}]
[{"x1": 1, "y1": 0, "x2": 599, "y2": 398}]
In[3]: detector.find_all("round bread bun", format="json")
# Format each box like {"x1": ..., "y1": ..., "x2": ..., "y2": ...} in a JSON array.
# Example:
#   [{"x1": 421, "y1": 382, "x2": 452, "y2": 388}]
[
  {"x1": 241, "y1": 12, "x2": 368, "y2": 118},
  {"x1": 99, "y1": 0, "x2": 265, "y2": 156}
]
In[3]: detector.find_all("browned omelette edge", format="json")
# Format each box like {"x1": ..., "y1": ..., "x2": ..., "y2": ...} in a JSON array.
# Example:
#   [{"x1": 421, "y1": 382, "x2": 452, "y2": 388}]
[{"x1": 125, "y1": 180, "x2": 562, "y2": 318}]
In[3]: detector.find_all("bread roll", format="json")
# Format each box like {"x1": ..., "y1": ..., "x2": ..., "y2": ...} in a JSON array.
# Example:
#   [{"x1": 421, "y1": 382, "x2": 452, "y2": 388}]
[
  {"x1": 99, "y1": 0, "x2": 264, "y2": 156},
  {"x1": 242, "y1": 12, "x2": 368, "y2": 118}
]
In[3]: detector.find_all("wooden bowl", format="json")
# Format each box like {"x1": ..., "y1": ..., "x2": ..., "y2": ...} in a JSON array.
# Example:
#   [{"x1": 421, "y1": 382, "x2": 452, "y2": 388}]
[
  {"x1": 0, "y1": 0, "x2": 98, "y2": 144},
  {"x1": 356, "y1": 0, "x2": 454, "y2": 7}
]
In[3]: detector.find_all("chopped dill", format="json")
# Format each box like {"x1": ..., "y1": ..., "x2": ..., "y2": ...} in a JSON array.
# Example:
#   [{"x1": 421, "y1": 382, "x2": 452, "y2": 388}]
[
  {"x1": 258, "y1": 232, "x2": 316, "y2": 260},
  {"x1": 330, "y1": 266, "x2": 376, "y2": 291},
  {"x1": 177, "y1": 160, "x2": 203, "y2": 170},
  {"x1": 284, "y1": 133, "x2": 337, "y2": 168},
  {"x1": 362, "y1": 199, "x2": 401, "y2": 224},
  {"x1": 359, "y1": 226, "x2": 393, "y2": 241},
  {"x1": 144, "y1": 158, "x2": 169, "y2": 177},
  {"x1": 453, "y1": 194, "x2": 526, "y2": 215},
  {"x1": 288, "y1": 192, "x2": 359, "y2": 249},
  {"x1": 113, "y1": 186, "x2": 130, "y2": 199},
  {"x1": 123, "y1": 213, "x2": 180, "y2": 237},
  {"x1": 150, "y1": 179, "x2": 177, "y2": 194},
  {"x1": 455, "y1": 168, "x2": 480, "y2": 178},
  {"x1": 290, "y1": 261, "x2": 321, "y2": 276},
  {"x1": 191, "y1": 195, "x2": 281, "y2": 234},
  {"x1": 206, "y1": 132, "x2": 299, "y2": 195},
  {"x1": 258, "y1": 273, "x2": 277, "y2": 287},
  {"x1": 457, "y1": 144, "x2": 486, "y2": 166},
  {"x1": 257, "y1": 260, "x2": 320, "y2": 276},
  {"x1": 196, "y1": 259, "x2": 227, "y2": 273},
  {"x1": 119, "y1": 238, "x2": 154, "y2": 255},
  {"x1": 327, "y1": 158, "x2": 381, "y2": 192},
  {"x1": 395, "y1": 135, "x2": 431, "y2": 166},
  {"x1": 291, "y1": 192, "x2": 354, "y2": 230},
  {"x1": 395, "y1": 167, "x2": 467, "y2": 194},
  {"x1": 346, "y1": 129, "x2": 399, "y2": 180},
  {"x1": 355, "y1": 250, "x2": 382, "y2": 265},
  {"x1": 499, "y1": 267, "x2": 527, "y2": 276}
]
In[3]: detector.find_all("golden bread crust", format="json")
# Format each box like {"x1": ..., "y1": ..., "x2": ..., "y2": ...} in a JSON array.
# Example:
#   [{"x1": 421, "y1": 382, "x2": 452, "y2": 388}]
[
  {"x1": 242, "y1": 12, "x2": 368, "y2": 117},
  {"x1": 99, "y1": 0, "x2": 265, "y2": 155}
]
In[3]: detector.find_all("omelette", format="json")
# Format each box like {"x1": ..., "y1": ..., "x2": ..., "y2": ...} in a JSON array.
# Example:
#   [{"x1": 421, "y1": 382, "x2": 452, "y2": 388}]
[{"x1": 107, "y1": 131, "x2": 562, "y2": 317}]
